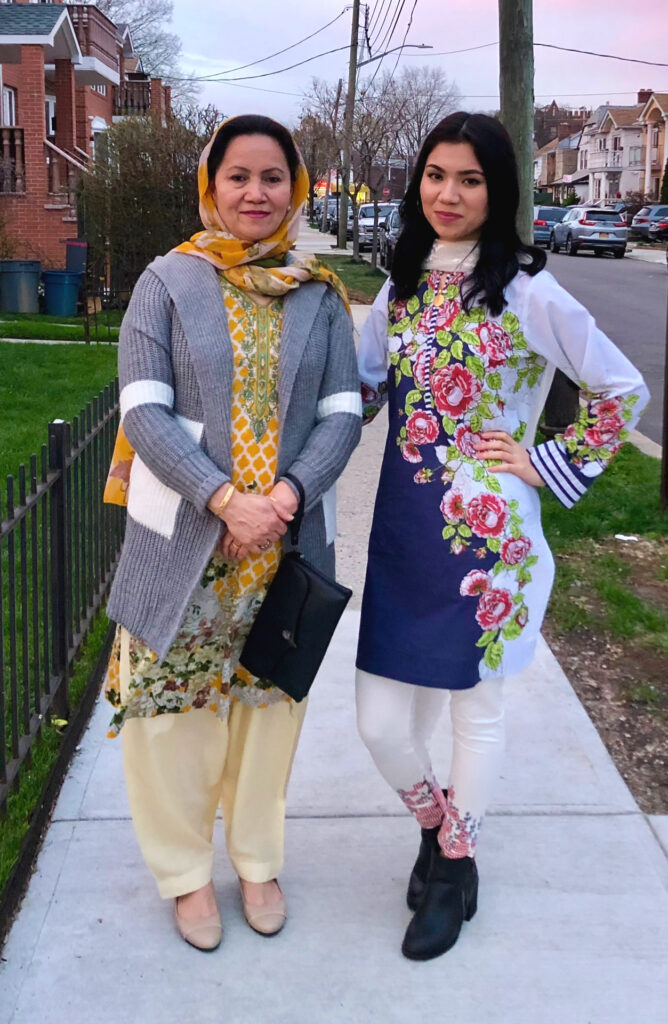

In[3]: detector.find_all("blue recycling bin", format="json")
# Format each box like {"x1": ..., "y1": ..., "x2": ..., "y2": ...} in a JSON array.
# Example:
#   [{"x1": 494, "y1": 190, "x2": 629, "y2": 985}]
[
  {"x1": 42, "y1": 270, "x2": 83, "y2": 317},
  {"x1": 0, "y1": 259, "x2": 41, "y2": 313}
]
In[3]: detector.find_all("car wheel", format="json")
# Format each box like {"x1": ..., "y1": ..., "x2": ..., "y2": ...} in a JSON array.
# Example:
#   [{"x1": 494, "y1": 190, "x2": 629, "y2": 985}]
[
  {"x1": 549, "y1": 233, "x2": 560, "y2": 253},
  {"x1": 613, "y1": 248, "x2": 625, "y2": 259},
  {"x1": 565, "y1": 234, "x2": 578, "y2": 256}
]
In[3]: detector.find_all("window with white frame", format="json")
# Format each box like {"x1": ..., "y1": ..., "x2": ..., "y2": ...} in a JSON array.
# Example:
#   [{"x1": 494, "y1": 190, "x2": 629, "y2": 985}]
[
  {"x1": 91, "y1": 84, "x2": 107, "y2": 96},
  {"x1": 612, "y1": 136, "x2": 621, "y2": 150},
  {"x1": 2, "y1": 86, "x2": 16, "y2": 126},
  {"x1": 45, "y1": 95, "x2": 55, "y2": 136}
]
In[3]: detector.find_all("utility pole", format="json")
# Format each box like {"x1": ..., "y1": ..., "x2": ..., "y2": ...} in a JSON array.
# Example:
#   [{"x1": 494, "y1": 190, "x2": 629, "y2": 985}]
[
  {"x1": 338, "y1": 0, "x2": 360, "y2": 251},
  {"x1": 500, "y1": 1, "x2": 579, "y2": 437},
  {"x1": 498, "y1": 0, "x2": 534, "y2": 244}
]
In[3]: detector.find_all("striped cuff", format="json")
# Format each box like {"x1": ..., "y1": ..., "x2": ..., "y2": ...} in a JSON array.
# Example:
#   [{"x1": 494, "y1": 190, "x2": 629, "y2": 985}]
[
  {"x1": 529, "y1": 440, "x2": 589, "y2": 509},
  {"x1": 316, "y1": 391, "x2": 363, "y2": 420}
]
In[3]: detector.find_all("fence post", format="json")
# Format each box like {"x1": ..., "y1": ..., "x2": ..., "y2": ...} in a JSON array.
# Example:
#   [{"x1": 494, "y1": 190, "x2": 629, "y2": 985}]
[{"x1": 49, "y1": 419, "x2": 71, "y2": 719}]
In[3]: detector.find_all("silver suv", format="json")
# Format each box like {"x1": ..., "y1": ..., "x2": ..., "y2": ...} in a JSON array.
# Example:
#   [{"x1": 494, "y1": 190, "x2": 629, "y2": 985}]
[
  {"x1": 357, "y1": 203, "x2": 397, "y2": 250},
  {"x1": 550, "y1": 206, "x2": 627, "y2": 258}
]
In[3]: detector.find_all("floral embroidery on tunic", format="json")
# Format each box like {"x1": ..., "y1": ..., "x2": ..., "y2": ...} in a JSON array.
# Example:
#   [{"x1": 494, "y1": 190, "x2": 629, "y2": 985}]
[
  {"x1": 388, "y1": 270, "x2": 546, "y2": 673},
  {"x1": 105, "y1": 280, "x2": 289, "y2": 737},
  {"x1": 558, "y1": 388, "x2": 639, "y2": 471}
]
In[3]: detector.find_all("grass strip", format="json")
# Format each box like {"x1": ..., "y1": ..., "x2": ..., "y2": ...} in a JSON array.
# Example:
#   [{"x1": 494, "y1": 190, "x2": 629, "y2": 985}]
[
  {"x1": 319, "y1": 255, "x2": 387, "y2": 303},
  {"x1": 0, "y1": 323, "x2": 119, "y2": 343},
  {"x1": 0, "y1": 343, "x2": 119, "y2": 481}
]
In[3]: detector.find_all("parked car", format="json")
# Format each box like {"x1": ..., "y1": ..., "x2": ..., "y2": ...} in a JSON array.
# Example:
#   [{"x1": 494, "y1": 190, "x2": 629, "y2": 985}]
[
  {"x1": 379, "y1": 206, "x2": 402, "y2": 267},
  {"x1": 648, "y1": 216, "x2": 668, "y2": 242},
  {"x1": 328, "y1": 205, "x2": 352, "y2": 235},
  {"x1": 630, "y1": 204, "x2": 668, "y2": 240},
  {"x1": 533, "y1": 206, "x2": 567, "y2": 246},
  {"x1": 549, "y1": 206, "x2": 627, "y2": 258},
  {"x1": 356, "y1": 202, "x2": 397, "y2": 250}
]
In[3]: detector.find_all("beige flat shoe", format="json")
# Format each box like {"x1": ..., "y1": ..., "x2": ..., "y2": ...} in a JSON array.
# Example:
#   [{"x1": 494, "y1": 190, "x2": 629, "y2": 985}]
[
  {"x1": 240, "y1": 879, "x2": 287, "y2": 936},
  {"x1": 174, "y1": 895, "x2": 222, "y2": 951}
]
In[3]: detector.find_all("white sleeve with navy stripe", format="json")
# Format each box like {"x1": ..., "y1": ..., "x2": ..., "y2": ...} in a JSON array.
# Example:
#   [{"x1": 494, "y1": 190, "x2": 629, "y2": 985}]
[{"x1": 522, "y1": 270, "x2": 649, "y2": 509}]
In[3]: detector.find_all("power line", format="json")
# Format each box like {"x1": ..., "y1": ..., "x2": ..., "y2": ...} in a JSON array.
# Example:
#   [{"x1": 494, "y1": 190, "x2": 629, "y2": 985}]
[
  {"x1": 369, "y1": 0, "x2": 399, "y2": 51},
  {"x1": 535, "y1": 42, "x2": 668, "y2": 68},
  {"x1": 388, "y1": 0, "x2": 419, "y2": 80},
  {"x1": 414, "y1": 40, "x2": 668, "y2": 68},
  {"x1": 372, "y1": 0, "x2": 404, "y2": 55},
  {"x1": 368, "y1": 0, "x2": 391, "y2": 37},
  {"x1": 203, "y1": 9, "x2": 350, "y2": 79},
  {"x1": 171, "y1": 44, "x2": 352, "y2": 83},
  {"x1": 368, "y1": 0, "x2": 407, "y2": 84}
]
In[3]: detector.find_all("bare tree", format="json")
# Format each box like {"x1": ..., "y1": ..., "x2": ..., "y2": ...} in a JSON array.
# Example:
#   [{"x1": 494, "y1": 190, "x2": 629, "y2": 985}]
[
  {"x1": 394, "y1": 66, "x2": 461, "y2": 167},
  {"x1": 353, "y1": 76, "x2": 409, "y2": 265},
  {"x1": 293, "y1": 111, "x2": 336, "y2": 219}
]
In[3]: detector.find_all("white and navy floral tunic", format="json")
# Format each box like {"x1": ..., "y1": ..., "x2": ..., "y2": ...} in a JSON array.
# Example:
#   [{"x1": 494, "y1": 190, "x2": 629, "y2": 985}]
[{"x1": 357, "y1": 241, "x2": 649, "y2": 689}]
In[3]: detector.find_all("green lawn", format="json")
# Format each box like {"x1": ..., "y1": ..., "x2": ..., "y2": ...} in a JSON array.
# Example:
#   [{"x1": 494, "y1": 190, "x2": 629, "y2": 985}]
[
  {"x1": 1, "y1": 343, "x2": 119, "y2": 900},
  {"x1": 541, "y1": 442, "x2": 668, "y2": 657},
  {"x1": 320, "y1": 255, "x2": 386, "y2": 303},
  {"x1": 0, "y1": 309, "x2": 122, "y2": 343},
  {"x1": 0, "y1": 342, "x2": 119, "y2": 480}
]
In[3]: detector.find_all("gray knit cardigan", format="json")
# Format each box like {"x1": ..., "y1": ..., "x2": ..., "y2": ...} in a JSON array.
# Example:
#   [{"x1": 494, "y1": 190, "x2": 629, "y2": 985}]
[{"x1": 106, "y1": 252, "x2": 362, "y2": 659}]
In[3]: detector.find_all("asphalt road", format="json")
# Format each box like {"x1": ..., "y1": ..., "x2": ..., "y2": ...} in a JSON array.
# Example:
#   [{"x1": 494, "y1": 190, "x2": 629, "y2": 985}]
[{"x1": 545, "y1": 250, "x2": 667, "y2": 444}]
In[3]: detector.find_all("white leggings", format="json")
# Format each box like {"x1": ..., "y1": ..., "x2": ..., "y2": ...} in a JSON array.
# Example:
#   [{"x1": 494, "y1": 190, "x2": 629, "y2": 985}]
[{"x1": 356, "y1": 670, "x2": 505, "y2": 858}]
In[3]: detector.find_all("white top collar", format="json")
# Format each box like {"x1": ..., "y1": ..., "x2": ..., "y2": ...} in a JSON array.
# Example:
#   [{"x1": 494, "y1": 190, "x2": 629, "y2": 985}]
[{"x1": 424, "y1": 239, "x2": 479, "y2": 273}]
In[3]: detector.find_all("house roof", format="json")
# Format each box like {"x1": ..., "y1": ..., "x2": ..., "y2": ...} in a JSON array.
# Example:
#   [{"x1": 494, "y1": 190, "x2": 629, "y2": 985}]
[
  {"x1": 557, "y1": 131, "x2": 582, "y2": 150},
  {"x1": 534, "y1": 138, "x2": 559, "y2": 158},
  {"x1": 0, "y1": 5, "x2": 65, "y2": 35},
  {"x1": 639, "y1": 92, "x2": 668, "y2": 119},
  {"x1": 0, "y1": 4, "x2": 81, "y2": 61},
  {"x1": 600, "y1": 105, "x2": 643, "y2": 129}
]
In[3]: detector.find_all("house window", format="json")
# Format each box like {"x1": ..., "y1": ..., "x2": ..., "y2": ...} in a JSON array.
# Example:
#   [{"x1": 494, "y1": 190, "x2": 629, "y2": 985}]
[
  {"x1": 629, "y1": 146, "x2": 642, "y2": 165},
  {"x1": 91, "y1": 85, "x2": 107, "y2": 97},
  {"x1": 2, "y1": 86, "x2": 16, "y2": 126},
  {"x1": 612, "y1": 136, "x2": 621, "y2": 150},
  {"x1": 45, "y1": 95, "x2": 55, "y2": 136},
  {"x1": 652, "y1": 126, "x2": 660, "y2": 146}
]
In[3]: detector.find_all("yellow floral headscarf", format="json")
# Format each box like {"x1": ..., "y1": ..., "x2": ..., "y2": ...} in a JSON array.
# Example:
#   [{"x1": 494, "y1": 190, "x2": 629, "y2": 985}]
[{"x1": 104, "y1": 117, "x2": 349, "y2": 507}]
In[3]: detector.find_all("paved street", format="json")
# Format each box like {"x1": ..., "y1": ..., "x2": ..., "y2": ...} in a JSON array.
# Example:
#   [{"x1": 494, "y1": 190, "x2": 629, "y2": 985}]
[{"x1": 545, "y1": 251, "x2": 666, "y2": 444}]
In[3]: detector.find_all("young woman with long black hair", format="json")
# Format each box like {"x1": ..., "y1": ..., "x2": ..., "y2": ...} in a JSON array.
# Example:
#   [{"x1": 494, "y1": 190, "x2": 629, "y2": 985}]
[{"x1": 356, "y1": 112, "x2": 648, "y2": 961}]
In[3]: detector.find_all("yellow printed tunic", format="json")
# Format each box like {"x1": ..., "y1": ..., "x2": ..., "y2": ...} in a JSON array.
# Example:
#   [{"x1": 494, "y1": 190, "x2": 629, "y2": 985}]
[{"x1": 105, "y1": 279, "x2": 289, "y2": 737}]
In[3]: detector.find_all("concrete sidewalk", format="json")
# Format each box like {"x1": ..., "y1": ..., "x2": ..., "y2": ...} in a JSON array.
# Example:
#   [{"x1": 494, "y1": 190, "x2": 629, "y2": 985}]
[
  {"x1": 2, "y1": 410, "x2": 668, "y2": 1023},
  {"x1": 1, "y1": 612, "x2": 667, "y2": 1024}
]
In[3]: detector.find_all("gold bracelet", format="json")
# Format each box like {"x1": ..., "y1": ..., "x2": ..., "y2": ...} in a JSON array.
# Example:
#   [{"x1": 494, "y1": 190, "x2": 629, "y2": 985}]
[{"x1": 213, "y1": 483, "x2": 236, "y2": 518}]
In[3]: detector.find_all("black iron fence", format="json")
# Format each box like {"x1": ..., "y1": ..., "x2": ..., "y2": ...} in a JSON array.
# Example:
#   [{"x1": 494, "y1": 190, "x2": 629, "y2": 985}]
[{"x1": 0, "y1": 381, "x2": 124, "y2": 815}]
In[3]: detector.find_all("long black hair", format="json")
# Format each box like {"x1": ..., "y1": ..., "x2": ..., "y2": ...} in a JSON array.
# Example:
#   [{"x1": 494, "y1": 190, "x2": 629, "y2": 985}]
[
  {"x1": 207, "y1": 114, "x2": 300, "y2": 184},
  {"x1": 391, "y1": 112, "x2": 545, "y2": 315}
]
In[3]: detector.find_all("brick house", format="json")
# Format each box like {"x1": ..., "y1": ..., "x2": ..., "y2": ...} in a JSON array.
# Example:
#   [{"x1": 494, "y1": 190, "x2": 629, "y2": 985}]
[
  {"x1": 533, "y1": 100, "x2": 590, "y2": 150},
  {"x1": 0, "y1": 0, "x2": 170, "y2": 266}
]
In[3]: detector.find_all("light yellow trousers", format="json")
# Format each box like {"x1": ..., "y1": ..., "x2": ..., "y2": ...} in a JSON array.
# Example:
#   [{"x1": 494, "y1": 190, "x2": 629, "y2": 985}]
[{"x1": 121, "y1": 698, "x2": 307, "y2": 899}]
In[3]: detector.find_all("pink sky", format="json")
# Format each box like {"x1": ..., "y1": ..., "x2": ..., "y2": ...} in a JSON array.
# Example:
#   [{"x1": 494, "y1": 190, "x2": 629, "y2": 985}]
[{"x1": 171, "y1": 0, "x2": 668, "y2": 124}]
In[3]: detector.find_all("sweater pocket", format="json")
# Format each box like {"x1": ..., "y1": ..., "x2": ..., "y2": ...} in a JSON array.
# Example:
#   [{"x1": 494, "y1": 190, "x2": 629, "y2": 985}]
[{"x1": 126, "y1": 414, "x2": 204, "y2": 538}]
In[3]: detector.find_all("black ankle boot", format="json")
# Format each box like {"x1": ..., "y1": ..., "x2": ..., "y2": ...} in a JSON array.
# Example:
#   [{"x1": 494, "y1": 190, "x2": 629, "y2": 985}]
[
  {"x1": 406, "y1": 826, "x2": 441, "y2": 911},
  {"x1": 402, "y1": 854, "x2": 478, "y2": 961}
]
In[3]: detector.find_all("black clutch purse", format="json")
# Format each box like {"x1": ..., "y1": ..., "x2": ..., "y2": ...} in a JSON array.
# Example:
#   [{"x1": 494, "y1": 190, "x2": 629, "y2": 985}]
[{"x1": 239, "y1": 479, "x2": 352, "y2": 702}]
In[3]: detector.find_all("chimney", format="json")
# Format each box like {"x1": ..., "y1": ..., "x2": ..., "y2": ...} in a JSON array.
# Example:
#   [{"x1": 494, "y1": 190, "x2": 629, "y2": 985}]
[
  {"x1": 637, "y1": 89, "x2": 652, "y2": 105},
  {"x1": 557, "y1": 122, "x2": 571, "y2": 140}
]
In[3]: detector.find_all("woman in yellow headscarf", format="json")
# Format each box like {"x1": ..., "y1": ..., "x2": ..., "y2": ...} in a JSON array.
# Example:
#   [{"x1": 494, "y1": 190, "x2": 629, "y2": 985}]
[{"x1": 104, "y1": 115, "x2": 361, "y2": 951}]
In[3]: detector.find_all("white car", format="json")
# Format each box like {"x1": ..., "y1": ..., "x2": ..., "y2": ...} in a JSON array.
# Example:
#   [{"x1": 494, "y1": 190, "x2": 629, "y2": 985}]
[{"x1": 356, "y1": 203, "x2": 397, "y2": 250}]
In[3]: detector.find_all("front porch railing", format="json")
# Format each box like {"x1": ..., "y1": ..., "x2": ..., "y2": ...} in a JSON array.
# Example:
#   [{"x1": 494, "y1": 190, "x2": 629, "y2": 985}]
[{"x1": 0, "y1": 127, "x2": 25, "y2": 195}]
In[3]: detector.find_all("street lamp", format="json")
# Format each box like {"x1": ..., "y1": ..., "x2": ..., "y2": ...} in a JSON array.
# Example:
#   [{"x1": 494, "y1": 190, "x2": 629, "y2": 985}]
[
  {"x1": 338, "y1": 41, "x2": 433, "y2": 250},
  {"x1": 357, "y1": 43, "x2": 433, "y2": 68}
]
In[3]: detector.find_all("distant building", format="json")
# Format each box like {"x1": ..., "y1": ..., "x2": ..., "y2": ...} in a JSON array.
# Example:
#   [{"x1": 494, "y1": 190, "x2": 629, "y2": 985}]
[
  {"x1": 534, "y1": 101, "x2": 590, "y2": 150},
  {"x1": 0, "y1": 0, "x2": 171, "y2": 266}
]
